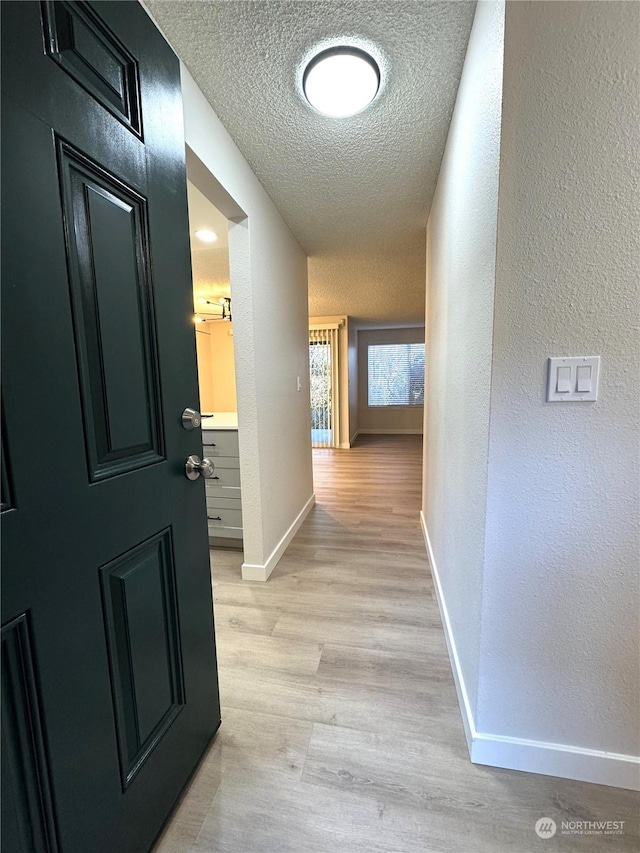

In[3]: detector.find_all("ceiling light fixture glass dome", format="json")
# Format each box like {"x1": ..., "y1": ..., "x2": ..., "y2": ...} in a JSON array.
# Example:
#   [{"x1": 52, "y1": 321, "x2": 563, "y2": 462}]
[
  {"x1": 195, "y1": 229, "x2": 218, "y2": 243},
  {"x1": 303, "y1": 47, "x2": 380, "y2": 117}
]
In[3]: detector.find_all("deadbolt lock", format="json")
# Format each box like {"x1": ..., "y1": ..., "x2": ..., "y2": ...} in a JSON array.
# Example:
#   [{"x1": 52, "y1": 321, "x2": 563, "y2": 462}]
[{"x1": 181, "y1": 408, "x2": 202, "y2": 430}]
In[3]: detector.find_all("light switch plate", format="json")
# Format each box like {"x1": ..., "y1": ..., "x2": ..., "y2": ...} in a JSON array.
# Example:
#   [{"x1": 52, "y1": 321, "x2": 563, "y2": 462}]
[{"x1": 547, "y1": 356, "x2": 600, "y2": 402}]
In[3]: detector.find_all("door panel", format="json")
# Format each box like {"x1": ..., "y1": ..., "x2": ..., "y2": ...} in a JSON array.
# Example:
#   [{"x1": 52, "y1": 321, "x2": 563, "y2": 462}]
[
  {"x1": 0, "y1": 417, "x2": 13, "y2": 513},
  {"x1": 100, "y1": 528, "x2": 185, "y2": 790},
  {"x1": 58, "y1": 139, "x2": 164, "y2": 480},
  {"x1": 1, "y1": 3, "x2": 220, "y2": 851},
  {"x1": 1, "y1": 616, "x2": 59, "y2": 853},
  {"x1": 42, "y1": 0, "x2": 142, "y2": 135}
]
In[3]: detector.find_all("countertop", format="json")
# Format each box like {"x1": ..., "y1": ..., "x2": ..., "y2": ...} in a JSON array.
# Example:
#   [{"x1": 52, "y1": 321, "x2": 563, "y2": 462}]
[{"x1": 201, "y1": 412, "x2": 238, "y2": 431}]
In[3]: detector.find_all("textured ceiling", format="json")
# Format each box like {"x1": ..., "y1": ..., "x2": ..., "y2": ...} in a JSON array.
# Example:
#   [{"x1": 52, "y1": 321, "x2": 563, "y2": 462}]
[
  {"x1": 147, "y1": 0, "x2": 475, "y2": 324},
  {"x1": 308, "y1": 234, "x2": 426, "y2": 325},
  {"x1": 187, "y1": 180, "x2": 229, "y2": 250},
  {"x1": 187, "y1": 181, "x2": 231, "y2": 311}
]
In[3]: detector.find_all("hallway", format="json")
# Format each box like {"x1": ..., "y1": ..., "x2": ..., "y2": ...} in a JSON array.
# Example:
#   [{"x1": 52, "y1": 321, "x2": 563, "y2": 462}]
[{"x1": 155, "y1": 436, "x2": 639, "y2": 853}]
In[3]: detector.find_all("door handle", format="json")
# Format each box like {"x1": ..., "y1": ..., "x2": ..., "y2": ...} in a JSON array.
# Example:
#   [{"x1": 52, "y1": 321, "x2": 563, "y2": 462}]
[{"x1": 185, "y1": 455, "x2": 215, "y2": 480}]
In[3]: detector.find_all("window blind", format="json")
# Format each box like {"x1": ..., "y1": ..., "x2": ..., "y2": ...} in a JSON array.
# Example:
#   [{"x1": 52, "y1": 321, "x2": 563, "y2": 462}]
[
  {"x1": 367, "y1": 343, "x2": 425, "y2": 407},
  {"x1": 309, "y1": 327, "x2": 340, "y2": 448}
]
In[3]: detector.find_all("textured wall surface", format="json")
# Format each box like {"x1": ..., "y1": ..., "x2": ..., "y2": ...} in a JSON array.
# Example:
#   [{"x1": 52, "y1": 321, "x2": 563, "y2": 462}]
[
  {"x1": 145, "y1": 0, "x2": 474, "y2": 323},
  {"x1": 479, "y1": 0, "x2": 640, "y2": 755},
  {"x1": 358, "y1": 327, "x2": 425, "y2": 433},
  {"x1": 181, "y1": 66, "x2": 313, "y2": 571},
  {"x1": 423, "y1": 0, "x2": 504, "y2": 712}
]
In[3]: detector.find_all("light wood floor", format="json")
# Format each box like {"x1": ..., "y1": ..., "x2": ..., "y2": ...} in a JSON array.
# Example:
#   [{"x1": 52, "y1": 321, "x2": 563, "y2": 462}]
[{"x1": 155, "y1": 435, "x2": 639, "y2": 853}]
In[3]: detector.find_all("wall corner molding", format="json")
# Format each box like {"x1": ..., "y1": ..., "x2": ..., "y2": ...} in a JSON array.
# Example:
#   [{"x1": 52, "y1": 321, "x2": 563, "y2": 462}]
[
  {"x1": 419, "y1": 511, "x2": 640, "y2": 792},
  {"x1": 348, "y1": 431, "x2": 359, "y2": 447},
  {"x1": 241, "y1": 494, "x2": 315, "y2": 582}
]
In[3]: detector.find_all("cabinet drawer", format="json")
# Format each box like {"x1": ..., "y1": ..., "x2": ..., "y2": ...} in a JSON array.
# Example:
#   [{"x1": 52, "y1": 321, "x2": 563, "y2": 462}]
[
  {"x1": 208, "y1": 524, "x2": 242, "y2": 540},
  {"x1": 206, "y1": 496, "x2": 241, "y2": 513},
  {"x1": 202, "y1": 429, "x2": 239, "y2": 458},
  {"x1": 207, "y1": 505, "x2": 243, "y2": 531},
  {"x1": 204, "y1": 454, "x2": 239, "y2": 471},
  {"x1": 207, "y1": 485, "x2": 240, "y2": 501},
  {"x1": 205, "y1": 466, "x2": 240, "y2": 490},
  {"x1": 205, "y1": 465, "x2": 241, "y2": 500}
]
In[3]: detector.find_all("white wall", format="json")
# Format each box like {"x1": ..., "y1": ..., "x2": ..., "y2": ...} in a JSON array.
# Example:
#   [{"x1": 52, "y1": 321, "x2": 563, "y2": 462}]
[
  {"x1": 480, "y1": 0, "x2": 640, "y2": 761},
  {"x1": 358, "y1": 327, "x2": 425, "y2": 434},
  {"x1": 423, "y1": 0, "x2": 640, "y2": 789},
  {"x1": 181, "y1": 67, "x2": 314, "y2": 582},
  {"x1": 195, "y1": 328, "x2": 215, "y2": 412},
  {"x1": 208, "y1": 322, "x2": 237, "y2": 413},
  {"x1": 423, "y1": 0, "x2": 504, "y2": 717},
  {"x1": 348, "y1": 321, "x2": 358, "y2": 444}
]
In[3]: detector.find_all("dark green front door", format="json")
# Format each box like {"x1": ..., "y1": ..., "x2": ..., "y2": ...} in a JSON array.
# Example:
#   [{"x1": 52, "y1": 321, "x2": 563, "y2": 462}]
[{"x1": 1, "y1": 2, "x2": 221, "y2": 850}]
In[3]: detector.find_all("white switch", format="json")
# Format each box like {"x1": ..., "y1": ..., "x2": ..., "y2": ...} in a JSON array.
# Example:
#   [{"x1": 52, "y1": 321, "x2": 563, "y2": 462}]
[
  {"x1": 556, "y1": 366, "x2": 572, "y2": 393},
  {"x1": 297, "y1": 376, "x2": 302, "y2": 392},
  {"x1": 576, "y1": 365, "x2": 592, "y2": 393},
  {"x1": 547, "y1": 356, "x2": 600, "y2": 402}
]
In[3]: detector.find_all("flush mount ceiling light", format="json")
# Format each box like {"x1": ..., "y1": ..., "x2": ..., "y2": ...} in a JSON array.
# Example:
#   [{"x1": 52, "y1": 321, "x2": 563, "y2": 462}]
[
  {"x1": 194, "y1": 229, "x2": 218, "y2": 243},
  {"x1": 303, "y1": 47, "x2": 380, "y2": 117}
]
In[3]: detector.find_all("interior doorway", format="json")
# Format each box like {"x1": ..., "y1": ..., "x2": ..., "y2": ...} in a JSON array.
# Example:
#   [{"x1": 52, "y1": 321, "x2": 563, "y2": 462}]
[
  {"x1": 309, "y1": 327, "x2": 340, "y2": 448},
  {"x1": 187, "y1": 180, "x2": 237, "y2": 417},
  {"x1": 185, "y1": 164, "x2": 244, "y2": 552},
  {"x1": 309, "y1": 338, "x2": 332, "y2": 447}
]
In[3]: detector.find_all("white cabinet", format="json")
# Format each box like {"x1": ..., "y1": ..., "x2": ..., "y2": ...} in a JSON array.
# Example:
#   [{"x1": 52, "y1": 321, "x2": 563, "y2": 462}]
[
  {"x1": 203, "y1": 429, "x2": 242, "y2": 544},
  {"x1": 203, "y1": 429, "x2": 239, "y2": 458}
]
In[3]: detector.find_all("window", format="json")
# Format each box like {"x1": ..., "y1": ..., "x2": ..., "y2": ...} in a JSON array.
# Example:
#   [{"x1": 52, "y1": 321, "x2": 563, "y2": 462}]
[
  {"x1": 309, "y1": 325, "x2": 341, "y2": 448},
  {"x1": 368, "y1": 343, "x2": 425, "y2": 407},
  {"x1": 309, "y1": 340, "x2": 333, "y2": 447}
]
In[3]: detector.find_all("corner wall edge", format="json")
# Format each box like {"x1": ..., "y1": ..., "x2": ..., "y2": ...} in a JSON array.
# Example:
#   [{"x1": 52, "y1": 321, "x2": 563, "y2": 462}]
[
  {"x1": 419, "y1": 511, "x2": 640, "y2": 792},
  {"x1": 241, "y1": 494, "x2": 315, "y2": 582}
]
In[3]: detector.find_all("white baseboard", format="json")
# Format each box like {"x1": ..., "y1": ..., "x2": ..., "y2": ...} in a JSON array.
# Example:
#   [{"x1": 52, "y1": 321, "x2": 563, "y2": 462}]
[
  {"x1": 419, "y1": 511, "x2": 640, "y2": 792},
  {"x1": 419, "y1": 511, "x2": 475, "y2": 756},
  {"x1": 241, "y1": 494, "x2": 315, "y2": 582},
  {"x1": 471, "y1": 731, "x2": 640, "y2": 791},
  {"x1": 358, "y1": 428, "x2": 423, "y2": 435},
  {"x1": 334, "y1": 431, "x2": 364, "y2": 447}
]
